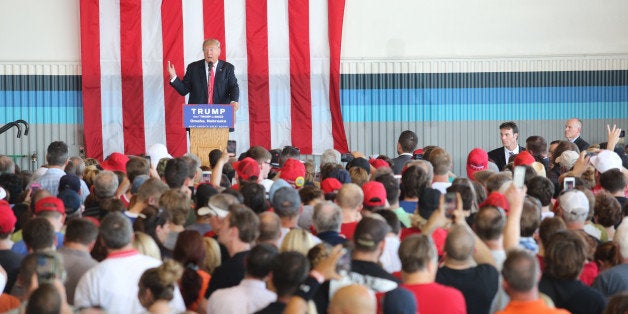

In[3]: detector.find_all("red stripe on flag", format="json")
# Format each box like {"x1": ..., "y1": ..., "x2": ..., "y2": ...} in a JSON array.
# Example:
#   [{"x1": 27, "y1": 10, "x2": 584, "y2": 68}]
[
  {"x1": 288, "y1": 0, "x2": 313, "y2": 154},
  {"x1": 161, "y1": 0, "x2": 187, "y2": 156},
  {"x1": 203, "y1": 0, "x2": 226, "y2": 55},
  {"x1": 119, "y1": 0, "x2": 146, "y2": 155},
  {"x1": 246, "y1": 0, "x2": 271, "y2": 149},
  {"x1": 328, "y1": 0, "x2": 349, "y2": 152},
  {"x1": 80, "y1": 0, "x2": 104, "y2": 160}
]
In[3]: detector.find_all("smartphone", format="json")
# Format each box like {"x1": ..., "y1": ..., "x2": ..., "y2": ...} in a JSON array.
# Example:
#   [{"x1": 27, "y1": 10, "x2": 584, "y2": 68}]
[
  {"x1": 336, "y1": 247, "x2": 351, "y2": 276},
  {"x1": 30, "y1": 182, "x2": 42, "y2": 194},
  {"x1": 444, "y1": 192, "x2": 458, "y2": 218},
  {"x1": 227, "y1": 140, "x2": 236, "y2": 157},
  {"x1": 586, "y1": 151, "x2": 598, "y2": 158},
  {"x1": 564, "y1": 177, "x2": 575, "y2": 191},
  {"x1": 143, "y1": 155, "x2": 151, "y2": 165},
  {"x1": 36, "y1": 253, "x2": 62, "y2": 284},
  {"x1": 513, "y1": 166, "x2": 526, "y2": 189},
  {"x1": 201, "y1": 171, "x2": 212, "y2": 183}
]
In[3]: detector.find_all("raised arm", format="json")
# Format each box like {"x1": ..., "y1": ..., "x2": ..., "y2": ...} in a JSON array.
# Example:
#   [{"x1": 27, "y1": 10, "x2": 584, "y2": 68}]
[{"x1": 502, "y1": 182, "x2": 526, "y2": 251}]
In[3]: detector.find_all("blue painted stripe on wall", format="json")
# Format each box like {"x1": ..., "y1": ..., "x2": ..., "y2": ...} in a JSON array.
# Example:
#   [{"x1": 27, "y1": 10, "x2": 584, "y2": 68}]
[
  {"x1": 340, "y1": 102, "x2": 628, "y2": 122},
  {"x1": 0, "y1": 91, "x2": 82, "y2": 107},
  {"x1": 1, "y1": 106, "x2": 83, "y2": 124},
  {"x1": 341, "y1": 86, "x2": 628, "y2": 107}
]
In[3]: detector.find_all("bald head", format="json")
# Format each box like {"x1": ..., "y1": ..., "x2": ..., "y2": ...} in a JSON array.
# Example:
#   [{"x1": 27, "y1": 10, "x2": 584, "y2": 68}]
[
  {"x1": 335, "y1": 183, "x2": 364, "y2": 210},
  {"x1": 444, "y1": 225, "x2": 475, "y2": 261},
  {"x1": 258, "y1": 211, "x2": 281, "y2": 245},
  {"x1": 328, "y1": 284, "x2": 376, "y2": 314}
]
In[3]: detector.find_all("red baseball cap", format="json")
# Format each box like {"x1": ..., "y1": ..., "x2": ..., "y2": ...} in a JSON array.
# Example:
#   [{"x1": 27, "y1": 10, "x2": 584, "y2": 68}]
[
  {"x1": 0, "y1": 200, "x2": 17, "y2": 233},
  {"x1": 466, "y1": 148, "x2": 488, "y2": 179},
  {"x1": 369, "y1": 158, "x2": 390, "y2": 170},
  {"x1": 101, "y1": 152, "x2": 130, "y2": 173},
  {"x1": 280, "y1": 158, "x2": 306, "y2": 188},
  {"x1": 34, "y1": 196, "x2": 66, "y2": 215},
  {"x1": 480, "y1": 192, "x2": 510, "y2": 212},
  {"x1": 513, "y1": 151, "x2": 535, "y2": 167},
  {"x1": 362, "y1": 181, "x2": 386, "y2": 207},
  {"x1": 233, "y1": 157, "x2": 261, "y2": 181},
  {"x1": 321, "y1": 178, "x2": 342, "y2": 194}
]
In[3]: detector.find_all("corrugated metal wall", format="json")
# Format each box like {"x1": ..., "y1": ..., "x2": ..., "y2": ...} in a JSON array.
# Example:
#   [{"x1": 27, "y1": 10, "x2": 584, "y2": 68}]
[
  {"x1": 0, "y1": 63, "x2": 82, "y2": 172},
  {"x1": 340, "y1": 56, "x2": 628, "y2": 177},
  {"x1": 2, "y1": 57, "x2": 628, "y2": 178}
]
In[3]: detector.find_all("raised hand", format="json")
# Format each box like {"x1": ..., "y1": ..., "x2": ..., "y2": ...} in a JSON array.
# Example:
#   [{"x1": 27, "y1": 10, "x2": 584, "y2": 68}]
[{"x1": 167, "y1": 61, "x2": 176, "y2": 80}]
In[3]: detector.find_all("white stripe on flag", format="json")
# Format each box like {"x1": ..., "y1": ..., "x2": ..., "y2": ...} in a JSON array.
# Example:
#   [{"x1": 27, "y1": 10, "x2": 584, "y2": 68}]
[
  {"x1": 268, "y1": 0, "x2": 292, "y2": 149},
  {"x1": 310, "y1": 0, "x2": 333, "y2": 154},
  {"x1": 182, "y1": 0, "x2": 204, "y2": 106},
  {"x1": 224, "y1": 0, "x2": 250, "y2": 152},
  {"x1": 141, "y1": 0, "x2": 167, "y2": 147},
  {"x1": 99, "y1": 0, "x2": 124, "y2": 157}
]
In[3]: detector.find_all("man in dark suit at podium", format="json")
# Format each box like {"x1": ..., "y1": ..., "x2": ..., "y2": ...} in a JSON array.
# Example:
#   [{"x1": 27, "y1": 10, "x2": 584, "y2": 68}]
[
  {"x1": 487, "y1": 121, "x2": 526, "y2": 171},
  {"x1": 168, "y1": 38, "x2": 240, "y2": 110}
]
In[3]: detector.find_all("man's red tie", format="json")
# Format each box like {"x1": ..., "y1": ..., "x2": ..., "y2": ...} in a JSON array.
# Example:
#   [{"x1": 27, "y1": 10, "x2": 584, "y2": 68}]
[{"x1": 207, "y1": 65, "x2": 215, "y2": 104}]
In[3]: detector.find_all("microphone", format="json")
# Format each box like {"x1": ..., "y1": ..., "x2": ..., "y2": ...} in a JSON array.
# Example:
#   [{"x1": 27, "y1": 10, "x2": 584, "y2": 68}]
[{"x1": 208, "y1": 61, "x2": 213, "y2": 71}]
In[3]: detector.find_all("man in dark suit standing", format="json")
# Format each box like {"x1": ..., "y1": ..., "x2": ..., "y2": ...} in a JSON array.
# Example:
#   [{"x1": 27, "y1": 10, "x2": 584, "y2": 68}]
[
  {"x1": 167, "y1": 38, "x2": 240, "y2": 110},
  {"x1": 564, "y1": 118, "x2": 590, "y2": 152},
  {"x1": 392, "y1": 130, "x2": 418, "y2": 174},
  {"x1": 487, "y1": 121, "x2": 525, "y2": 171}
]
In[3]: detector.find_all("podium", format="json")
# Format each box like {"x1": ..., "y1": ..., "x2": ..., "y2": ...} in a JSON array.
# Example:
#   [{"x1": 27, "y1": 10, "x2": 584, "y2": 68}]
[{"x1": 184, "y1": 104, "x2": 234, "y2": 167}]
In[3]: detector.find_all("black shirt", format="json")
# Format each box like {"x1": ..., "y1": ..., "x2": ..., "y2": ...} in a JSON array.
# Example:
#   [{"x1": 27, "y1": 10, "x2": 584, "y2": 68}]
[
  {"x1": 317, "y1": 231, "x2": 347, "y2": 246},
  {"x1": 539, "y1": 274, "x2": 606, "y2": 314},
  {"x1": 436, "y1": 264, "x2": 499, "y2": 314},
  {"x1": 204, "y1": 250, "x2": 249, "y2": 298},
  {"x1": 0, "y1": 249, "x2": 23, "y2": 293},
  {"x1": 255, "y1": 301, "x2": 286, "y2": 314}
]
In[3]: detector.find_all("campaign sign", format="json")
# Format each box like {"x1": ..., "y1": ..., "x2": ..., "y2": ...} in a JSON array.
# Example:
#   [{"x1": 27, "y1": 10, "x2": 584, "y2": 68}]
[{"x1": 183, "y1": 104, "x2": 234, "y2": 128}]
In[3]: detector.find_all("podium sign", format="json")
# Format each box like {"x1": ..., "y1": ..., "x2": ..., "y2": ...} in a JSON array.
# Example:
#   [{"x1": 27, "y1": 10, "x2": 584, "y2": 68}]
[
  {"x1": 183, "y1": 104, "x2": 234, "y2": 128},
  {"x1": 184, "y1": 104, "x2": 233, "y2": 167}
]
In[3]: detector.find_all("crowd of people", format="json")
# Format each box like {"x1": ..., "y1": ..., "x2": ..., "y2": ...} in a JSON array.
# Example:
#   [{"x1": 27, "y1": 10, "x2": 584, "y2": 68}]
[{"x1": 0, "y1": 117, "x2": 627, "y2": 314}]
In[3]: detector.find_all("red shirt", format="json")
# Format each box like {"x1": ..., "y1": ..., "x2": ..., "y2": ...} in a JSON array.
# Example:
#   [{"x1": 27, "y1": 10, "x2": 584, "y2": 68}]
[
  {"x1": 402, "y1": 282, "x2": 466, "y2": 314},
  {"x1": 340, "y1": 221, "x2": 359, "y2": 240}
]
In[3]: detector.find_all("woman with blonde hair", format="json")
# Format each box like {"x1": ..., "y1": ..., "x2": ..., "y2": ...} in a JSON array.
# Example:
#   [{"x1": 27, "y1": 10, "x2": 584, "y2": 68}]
[
  {"x1": 280, "y1": 228, "x2": 316, "y2": 255},
  {"x1": 133, "y1": 231, "x2": 162, "y2": 260},
  {"x1": 137, "y1": 260, "x2": 183, "y2": 314},
  {"x1": 202, "y1": 237, "x2": 221, "y2": 274}
]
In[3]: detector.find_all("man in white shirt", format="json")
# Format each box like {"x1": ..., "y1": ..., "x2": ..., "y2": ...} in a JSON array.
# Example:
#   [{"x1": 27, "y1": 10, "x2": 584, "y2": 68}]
[{"x1": 74, "y1": 212, "x2": 185, "y2": 313}]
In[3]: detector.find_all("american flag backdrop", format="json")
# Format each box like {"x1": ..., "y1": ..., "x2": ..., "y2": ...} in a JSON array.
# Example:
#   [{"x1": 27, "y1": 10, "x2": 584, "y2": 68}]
[{"x1": 80, "y1": 0, "x2": 349, "y2": 160}]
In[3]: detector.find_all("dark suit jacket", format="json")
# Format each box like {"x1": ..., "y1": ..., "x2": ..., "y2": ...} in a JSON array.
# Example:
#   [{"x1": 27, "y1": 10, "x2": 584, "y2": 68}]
[
  {"x1": 170, "y1": 59, "x2": 239, "y2": 104},
  {"x1": 574, "y1": 136, "x2": 590, "y2": 152},
  {"x1": 392, "y1": 154, "x2": 413, "y2": 174},
  {"x1": 487, "y1": 145, "x2": 526, "y2": 171}
]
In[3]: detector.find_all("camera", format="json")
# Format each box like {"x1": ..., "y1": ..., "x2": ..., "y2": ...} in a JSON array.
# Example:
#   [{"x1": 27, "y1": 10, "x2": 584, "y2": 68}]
[{"x1": 340, "y1": 152, "x2": 354, "y2": 163}]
